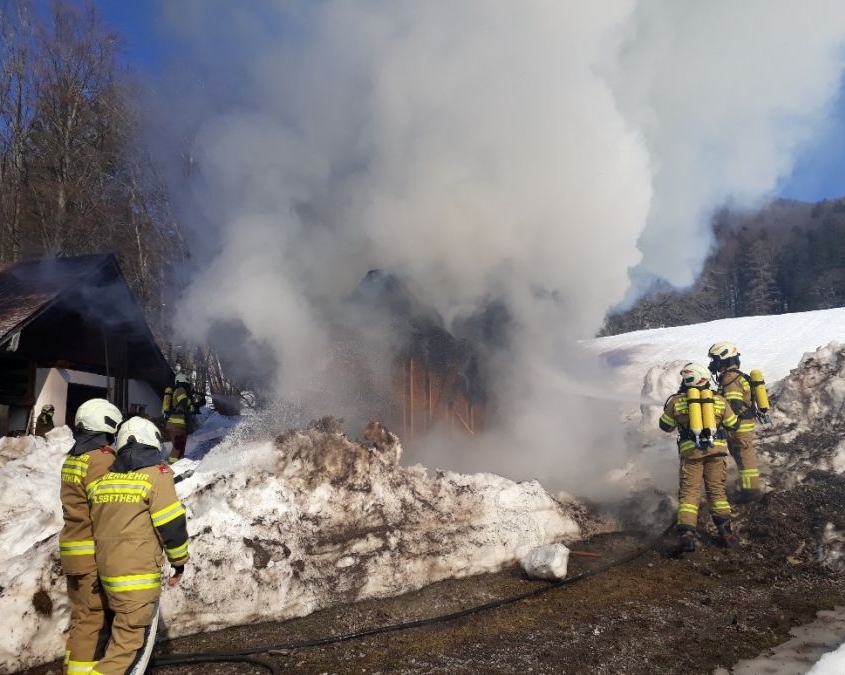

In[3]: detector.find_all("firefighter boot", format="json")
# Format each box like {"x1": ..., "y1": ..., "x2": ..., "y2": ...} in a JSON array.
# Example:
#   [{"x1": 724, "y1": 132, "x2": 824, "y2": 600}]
[
  {"x1": 735, "y1": 489, "x2": 762, "y2": 505},
  {"x1": 676, "y1": 527, "x2": 697, "y2": 553},
  {"x1": 713, "y1": 515, "x2": 739, "y2": 549}
]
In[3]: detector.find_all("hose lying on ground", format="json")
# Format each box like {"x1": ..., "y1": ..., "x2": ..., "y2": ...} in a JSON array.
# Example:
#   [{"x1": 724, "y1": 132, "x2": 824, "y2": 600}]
[{"x1": 150, "y1": 519, "x2": 676, "y2": 671}]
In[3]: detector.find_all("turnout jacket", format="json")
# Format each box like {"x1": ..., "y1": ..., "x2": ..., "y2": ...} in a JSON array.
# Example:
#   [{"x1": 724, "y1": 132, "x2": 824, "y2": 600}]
[
  {"x1": 659, "y1": 391, "x2": 740, "y2": 460},
  {"x1": 59, "y1": 436, "x2": 116, "y2": 575},
  {"x1": 87, "y1": 443, "x2": 189, "y2": 594},
  {"x1": 166, "y1": 385, "x2": 191, "y2": 427},
  {"x1": 718, "y1": 365, "x2": 756, "y2": 433}
]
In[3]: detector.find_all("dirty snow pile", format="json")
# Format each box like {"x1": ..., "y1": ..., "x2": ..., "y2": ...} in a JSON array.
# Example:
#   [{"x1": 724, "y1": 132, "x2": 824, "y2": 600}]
[
  {"x1": 763, "y1": 341, "x2": 845, "y2": 478},
  {"x1": 0, "y1": 418, "x2": 580, "y2": 672},
  {"x1": 626, "y1": 340, "x2": 845, "y2": 571}
]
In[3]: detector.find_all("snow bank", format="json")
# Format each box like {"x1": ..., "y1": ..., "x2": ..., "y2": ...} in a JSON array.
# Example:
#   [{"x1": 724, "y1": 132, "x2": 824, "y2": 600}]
[
  {"x1": 759, "y1": 342, "x2": 845, "y2": 490},
  {"x1": 770, "y1": 341, "x2": 845, "y2": 432},
  {"x1": 0, "y1": 422, "x2": 580, "y2": 672}
]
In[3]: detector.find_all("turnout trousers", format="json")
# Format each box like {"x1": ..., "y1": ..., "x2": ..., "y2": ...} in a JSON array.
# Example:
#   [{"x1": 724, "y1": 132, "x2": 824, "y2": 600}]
[
  {"x1": 727, "y1": 429, "x2": 761, "y2": 494},
  {"x1": 90, "y1": 586, "x2": 158, "y2": 675},
  {"x1": 677, "y1": 454, "x2": 732, "y2": 529},
  {"x1": 165, "y1": 420, "x2": 187, "y2": 464},
  {"x1": 64, "y1": 570, "x2": 107, "y2": 674}
]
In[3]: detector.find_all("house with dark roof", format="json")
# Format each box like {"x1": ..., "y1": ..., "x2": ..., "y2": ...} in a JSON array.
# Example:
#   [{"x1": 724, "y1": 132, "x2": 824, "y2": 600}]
[{"x1": 0, "y1": 255, "x2": 173, "y2": 435}]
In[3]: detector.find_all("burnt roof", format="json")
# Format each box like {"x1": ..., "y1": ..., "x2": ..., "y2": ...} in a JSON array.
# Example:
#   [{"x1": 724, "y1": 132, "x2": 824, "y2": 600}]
[
  {"x1": 0, "y1": 255, "x2": 113, "y2": 340},
  {"x1": 0, "y1": 254, "x2": 173, "y2": 390}
]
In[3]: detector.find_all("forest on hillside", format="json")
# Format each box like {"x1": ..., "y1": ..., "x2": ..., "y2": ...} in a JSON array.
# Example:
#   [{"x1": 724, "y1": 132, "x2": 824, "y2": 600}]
[{"x1": 600, "y1": 199, "x2": 845, "y2": 335}]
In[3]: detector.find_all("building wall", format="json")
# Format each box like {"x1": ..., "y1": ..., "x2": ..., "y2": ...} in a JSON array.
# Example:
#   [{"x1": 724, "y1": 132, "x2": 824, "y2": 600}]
[
  {"x1": 127, "y1": 379, "x2": 160, "y2": 417},
  {"x1": 34, "y1": 368, "x2": 161, "y2": 428},
  {"x1": 34, "y1": 368, "x2": 71, "y2": 426},
  {"x1": 394, "y1": 358, "x2": 485, "y2": 443}
]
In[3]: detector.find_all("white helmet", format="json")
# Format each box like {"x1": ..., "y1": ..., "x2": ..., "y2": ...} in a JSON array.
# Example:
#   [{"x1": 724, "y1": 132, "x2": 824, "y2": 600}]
[
  {"x1": 680, "y1": 362, "x2": 711, "y2": 389},
  {"x1": 116, "y1": 416, "x2": 163, "y2": 452},
  {"x1": 708, "y1": 342, "x2": 739, "y2": 360},
  {"x1": 75, "y1": 399, "x2": 123, "y2": 434},
  {"x1": 175, "y1": 372, "x2": 190, "y2": 386}
]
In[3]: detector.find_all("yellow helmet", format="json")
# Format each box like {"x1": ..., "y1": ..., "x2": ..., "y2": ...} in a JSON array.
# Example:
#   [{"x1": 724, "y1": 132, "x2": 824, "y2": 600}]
[{"x1": 680, "y1": 362, "x2": 711, "y2": 389}]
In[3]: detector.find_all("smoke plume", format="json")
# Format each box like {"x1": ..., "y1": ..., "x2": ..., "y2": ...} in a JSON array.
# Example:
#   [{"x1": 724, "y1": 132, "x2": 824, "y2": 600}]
[{"x1": 150, "y1": 1, "x2": 845, "y2": 497}]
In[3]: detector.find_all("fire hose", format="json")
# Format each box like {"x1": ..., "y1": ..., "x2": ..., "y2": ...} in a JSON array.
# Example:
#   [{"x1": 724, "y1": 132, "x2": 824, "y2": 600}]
[{"x1": 149, "y1": 519, "x2": 676, "y2": 673}]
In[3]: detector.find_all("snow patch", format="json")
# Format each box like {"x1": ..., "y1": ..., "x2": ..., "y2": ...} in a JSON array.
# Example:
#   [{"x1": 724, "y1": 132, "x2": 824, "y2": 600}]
[
  {"x1": 0, "y1": 424, "x2": 581, "y2": 672},
  {"x1": 521, "y1": 543, "x2": 570, "y2": 581}
]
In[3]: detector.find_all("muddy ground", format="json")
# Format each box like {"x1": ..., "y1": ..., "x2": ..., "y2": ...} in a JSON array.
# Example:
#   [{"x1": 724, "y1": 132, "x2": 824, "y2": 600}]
[{"x1": 20, "y1": 468, "x2": 845, "y2": 675}]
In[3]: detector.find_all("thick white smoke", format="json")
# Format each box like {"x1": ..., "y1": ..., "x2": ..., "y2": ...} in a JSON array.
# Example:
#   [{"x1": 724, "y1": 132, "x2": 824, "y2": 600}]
[
  {"x1": 152, "y1": 1, "x2": 845, "y2": 497},
  {"x1": 612, "y1": 0, "x2": 845, "y2": 287}
]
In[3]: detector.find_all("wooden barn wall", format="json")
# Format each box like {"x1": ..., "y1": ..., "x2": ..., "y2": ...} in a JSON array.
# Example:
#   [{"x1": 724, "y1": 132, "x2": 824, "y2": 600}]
[{"x1": 393, "y1": 357, "x2": 484, "y2": 443}]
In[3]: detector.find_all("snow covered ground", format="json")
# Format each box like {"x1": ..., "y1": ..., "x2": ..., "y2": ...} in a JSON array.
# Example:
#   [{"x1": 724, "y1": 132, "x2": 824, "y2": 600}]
[{"x1": 1, "y1": 307, "x2": 844, "y2": 673}]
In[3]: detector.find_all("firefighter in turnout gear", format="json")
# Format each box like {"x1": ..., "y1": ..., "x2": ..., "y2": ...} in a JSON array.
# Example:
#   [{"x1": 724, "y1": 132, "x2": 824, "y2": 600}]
[
  {"x1": 660, "y1": 363, "x2": 741, "y2": 553},
  {"x1": 35, "y1": 403, "x2": 55, "y2": 437},
  {"x1": 163, "y1": 372, "x2": 192, "y2": 464},
  {"x1": 59, "y1": 398, "x2": 123, "y2": 675},
  {"x1": 87, "y1": 416, "x2": 189, "y2": 675},
  {"x1": 708, "y1": 341, "x2": 764, "y2": 503}
]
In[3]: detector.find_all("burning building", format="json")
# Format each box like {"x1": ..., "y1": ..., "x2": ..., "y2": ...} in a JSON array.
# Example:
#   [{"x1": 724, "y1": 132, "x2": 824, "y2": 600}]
[{"x1": 348, "y1": 269, "x2": 489, "y2": 443}]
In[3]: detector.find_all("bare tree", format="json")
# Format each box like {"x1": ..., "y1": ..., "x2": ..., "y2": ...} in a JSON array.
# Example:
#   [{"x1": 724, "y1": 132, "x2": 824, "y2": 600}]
[
  {"x1": 0, "y1": 0, "x2": 35, "y2": 262},
  {"x1": 740, "y1": 235, "x2": 781, "y2": 316},
  {"x1": 24, "y1": 0, "x2": 121, "y2": 255}
]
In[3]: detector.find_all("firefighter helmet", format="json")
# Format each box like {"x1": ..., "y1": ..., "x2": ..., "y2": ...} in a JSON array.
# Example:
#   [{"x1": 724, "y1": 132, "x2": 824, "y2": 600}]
[
  {"x1": 116, "y1": 416, "x2": 163, "y2": 452},
  {"x1": 680, "y1": 362, "x2": 711, "y2": 389},
  {"x1": 175, "y1": 372, "x2": 190, "y2": 386},
  {"x1": 708, "y1": 341, "x2": 740, "y2": 373},
  {"x1": 75, "y1": 399, "x2": 123, "y2": 434},
  {"x1": 708, "y1": 342, "x2": 739, "y2": 360}
]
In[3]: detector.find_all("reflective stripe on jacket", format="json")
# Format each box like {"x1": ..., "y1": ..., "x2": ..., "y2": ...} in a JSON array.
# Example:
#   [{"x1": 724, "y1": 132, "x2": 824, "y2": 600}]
[
  {"x1": 167, "y1": 385, "x2": 190, "y2": 426},
  {"x1": 88, "y1": 464, "x2": 189, "y2": 587},
  {"x1": 659, "y1": 392, "x2": 740, "y2": 459},
  {"x1": 59, "y1": 447, "x2": 115, "y2": 575},
  {"x1": 719, "y1": 366, "x2": 756, "y2": 433}
]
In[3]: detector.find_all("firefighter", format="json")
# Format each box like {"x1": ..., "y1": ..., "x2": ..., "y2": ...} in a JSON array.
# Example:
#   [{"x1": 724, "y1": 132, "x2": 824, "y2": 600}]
[
  {"x1": 87, "y1": 416, "x2": 189, "y2": 675},
  {"x1": 35, "y1": 404, "x2": 55, "y2": 437},
  {"x1": 59, "y1": 398, "x2": 123, "y2": 675},
  {"x1": 163, "y1": 372, "x2": 192, "y2": 464},
  {"x1": 707, "y1": 341, "x2": 762, "y2": 503},
  {"x1": 660, "y1": 362, "x2": 741, "y2": 553}
]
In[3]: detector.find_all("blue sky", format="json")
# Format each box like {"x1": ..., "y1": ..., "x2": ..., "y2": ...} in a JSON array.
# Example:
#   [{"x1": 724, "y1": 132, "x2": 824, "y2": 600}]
[
  {"x1": 775, "y1": 81, "x2": 845, "y2": 203},
  {"x1": 97, "y1": 0, "x2": 168, "y2": 71},
  {"x1": 95, "y1": 0, "x2": 845, "y2": 205}
]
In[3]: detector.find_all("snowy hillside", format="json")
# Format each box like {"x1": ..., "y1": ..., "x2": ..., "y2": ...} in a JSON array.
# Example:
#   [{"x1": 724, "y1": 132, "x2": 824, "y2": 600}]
[{"x1": 588, "y1": 306, "x2": 845, "y2": 399}]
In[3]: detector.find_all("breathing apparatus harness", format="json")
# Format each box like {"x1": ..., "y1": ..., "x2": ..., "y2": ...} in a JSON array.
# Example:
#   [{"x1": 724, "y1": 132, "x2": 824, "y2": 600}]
[
  {"x1": 718, "y1": 368, "x2": 771, "y2": 425},
  {"x1": 664, "y1": 385, "x2": 726, "y2": 450}
]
